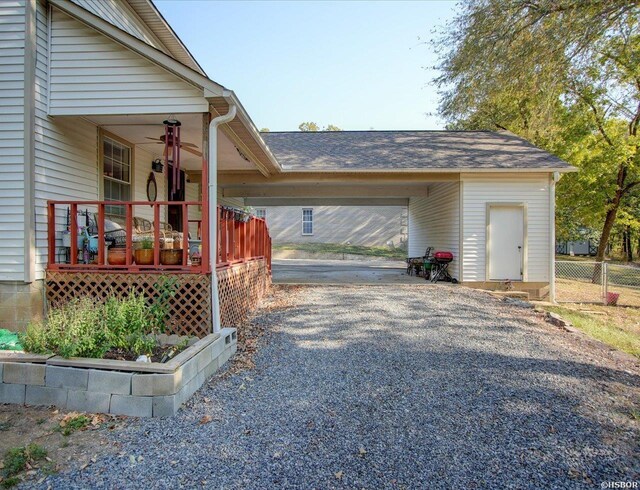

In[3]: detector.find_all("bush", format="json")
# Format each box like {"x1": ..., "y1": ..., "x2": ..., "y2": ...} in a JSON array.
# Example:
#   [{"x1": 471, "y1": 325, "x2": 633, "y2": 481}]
[
  {"x1": 21, "y1": 277, "x2": 177, "y2": 359},
  {"x1": 22, "y1": 297, "x2": 109, "y2": 358}
]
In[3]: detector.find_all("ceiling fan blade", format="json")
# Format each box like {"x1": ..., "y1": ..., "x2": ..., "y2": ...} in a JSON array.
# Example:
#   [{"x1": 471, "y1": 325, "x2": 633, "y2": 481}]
[
  {"x1": 145, "y1": 136, "x2": 161, "y2": 141},
  {"x1": 181, "y1": 146, "x2": 202, "y2": 157},
  {"x1": 180, "y1": 142, "x2": 199, "y2": 148}
]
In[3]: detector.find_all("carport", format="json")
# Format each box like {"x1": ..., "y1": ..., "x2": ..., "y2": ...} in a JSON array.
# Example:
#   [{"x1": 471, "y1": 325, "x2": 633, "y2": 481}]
[{"x1": 219, "y1": 130, "x2": 575, "y2": 299}]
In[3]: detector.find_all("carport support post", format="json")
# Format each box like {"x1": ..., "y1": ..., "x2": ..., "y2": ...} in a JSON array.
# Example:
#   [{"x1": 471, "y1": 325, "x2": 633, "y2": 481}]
[
  {"x1": 549, "y1": 172, "x2": 559, "y2": 303},
  {"x1": 208, "y1": 103, "x2": 237, "y2": 333}
]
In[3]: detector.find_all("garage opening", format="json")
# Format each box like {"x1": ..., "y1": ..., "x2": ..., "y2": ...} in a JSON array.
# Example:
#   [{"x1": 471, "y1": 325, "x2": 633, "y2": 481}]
[{"x1": 241, "y1": 182, "x2": 461, "y2": 285}]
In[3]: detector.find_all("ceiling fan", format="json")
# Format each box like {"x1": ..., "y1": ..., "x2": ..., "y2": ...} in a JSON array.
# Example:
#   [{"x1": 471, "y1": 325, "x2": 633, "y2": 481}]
[{"x1": 143, "y1": 134, "x2": 202, "y2": 157}]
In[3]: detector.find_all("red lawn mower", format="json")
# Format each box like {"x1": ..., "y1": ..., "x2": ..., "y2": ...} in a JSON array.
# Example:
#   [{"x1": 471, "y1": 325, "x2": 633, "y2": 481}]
[{"x1": 406, "y1": 248, "x2": 458, "y2": 283}]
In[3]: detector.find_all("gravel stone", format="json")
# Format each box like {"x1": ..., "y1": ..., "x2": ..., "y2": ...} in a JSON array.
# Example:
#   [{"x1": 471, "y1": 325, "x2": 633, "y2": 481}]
[{"x1": 35, "y1": 286, "x2": 640, "y2": 489}]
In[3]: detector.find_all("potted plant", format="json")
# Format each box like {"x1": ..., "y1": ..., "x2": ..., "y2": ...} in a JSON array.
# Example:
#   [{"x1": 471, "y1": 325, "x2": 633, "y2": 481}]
[
  {"x1": 107, "y1": 245, "x2": 129, "y2": 265},
  {"x1": 160, "y1": 248, "x2": 183, "y2": 265},
  {"x1": 134, "y1": 237, "x2": 155, "y2": 265}
]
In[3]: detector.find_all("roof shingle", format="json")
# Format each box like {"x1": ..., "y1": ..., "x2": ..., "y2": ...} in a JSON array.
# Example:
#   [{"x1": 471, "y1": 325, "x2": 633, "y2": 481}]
[{"x1": 260, "y1": 130, "x2": 572, "y2": 171}]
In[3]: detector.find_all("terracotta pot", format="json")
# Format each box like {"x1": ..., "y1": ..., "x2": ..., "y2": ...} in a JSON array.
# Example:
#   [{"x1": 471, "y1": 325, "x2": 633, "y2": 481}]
[
  {"x1": 134, "y1": 248, "x2": 155, "y2": 265},
  {"x1": 160, "y1": 249, "x2": 183, "y2": 265},
  {"x1": 107, "y1": 247, "x2": 131, "y2": 266}
]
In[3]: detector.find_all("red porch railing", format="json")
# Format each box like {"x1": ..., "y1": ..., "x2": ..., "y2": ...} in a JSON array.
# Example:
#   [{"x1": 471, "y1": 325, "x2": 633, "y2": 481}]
[
  {"x1": 47, "y1": 201, "x2": 271, "y2": 273},
  {"x1": 216, "y1": 206, "x2": 271, "y2": 271}
]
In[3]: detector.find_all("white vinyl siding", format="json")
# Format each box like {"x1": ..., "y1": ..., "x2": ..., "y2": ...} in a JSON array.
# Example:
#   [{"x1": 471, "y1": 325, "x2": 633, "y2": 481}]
[
  {"x1": 217, "y1": 189, "x2": 244, "y2": 209},
  {"x1": 48, "y1": 9, "x2": 208, "y2": 116},
  {"x1": 0, "y1": 0, "x2": 26, "y2": 281},
  {"x1": 133, "y1": 147, "x2": 166, "y2": 225},
  {"x1": 302, "y1": 208, "x2": 313, "y2": 235},
  {"x1": 33, "y1": 0, "x2": 99, "y2": 279},
  {"x1": 461, "y1": 174, "x2": 550, "y2": 282},
  {"x1": 184, "y1": 180, "x2": 201, "y2": 239},
  {"x1": 408, "y1": 183, "x2": 460, "y2": 279},
  {"x1": 264, "y1": 206, "x2": 405, "y2": 247},
  {"x1": 69, "y1": 0, "x2": 166, "y2": 51}
]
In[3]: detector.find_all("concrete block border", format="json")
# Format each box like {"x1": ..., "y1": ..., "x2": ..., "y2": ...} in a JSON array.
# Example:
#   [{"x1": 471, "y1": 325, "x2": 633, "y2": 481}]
[{"x1": 0, "y1": 328, "x2": 237, "y2": 417}]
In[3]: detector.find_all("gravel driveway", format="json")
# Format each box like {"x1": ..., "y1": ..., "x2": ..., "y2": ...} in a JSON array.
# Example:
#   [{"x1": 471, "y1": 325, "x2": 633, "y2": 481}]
[{"x1": 39, "y1": 286, "x2": 640, "y2": 489}]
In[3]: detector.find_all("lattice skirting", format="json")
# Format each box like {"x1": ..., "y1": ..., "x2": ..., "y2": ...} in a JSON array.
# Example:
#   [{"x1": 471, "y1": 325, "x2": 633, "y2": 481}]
[
  {"x1": 217, "y1": 259, "x2": 271, "y2": 328},
  {"x1": 45, "y1": 272, "x2": 212, "y2": 337},
  {"x1": 45, "y1": 261, "x2": 270, "y2": 338}
]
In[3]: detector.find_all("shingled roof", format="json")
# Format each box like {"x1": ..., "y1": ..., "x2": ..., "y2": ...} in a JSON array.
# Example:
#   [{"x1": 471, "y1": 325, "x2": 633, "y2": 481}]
[{"x1": 260, "y1": 130, "x2": 573, "y2": 172}]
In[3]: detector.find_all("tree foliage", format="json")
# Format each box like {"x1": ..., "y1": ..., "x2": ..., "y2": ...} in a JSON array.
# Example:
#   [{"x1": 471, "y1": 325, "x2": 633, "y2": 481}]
[
  {"x1": 433, "y1": 0, "x2": 640, "y2": 260},
  {"x1": 298, "y1": 122, "x2": 342, "y2": 132}
]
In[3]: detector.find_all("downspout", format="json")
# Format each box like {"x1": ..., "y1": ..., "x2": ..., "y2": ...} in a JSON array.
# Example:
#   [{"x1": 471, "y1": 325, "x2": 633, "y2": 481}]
[
  {"x1": 208, "y1": 104, "x2": 237, "y2": 333},
  {"x1": 549, "y1": 171, "x2": 559, "y2": 303}
]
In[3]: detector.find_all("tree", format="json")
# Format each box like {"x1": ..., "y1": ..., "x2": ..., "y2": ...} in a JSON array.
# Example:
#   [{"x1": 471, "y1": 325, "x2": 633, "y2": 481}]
[
  {"x1": 433, "y1": 0, "x2": 640, "y2": 262},
  {"x1": 298, "y1": 122, "x2": 320, "y2": 132},
  {"x1": 298, "y1": 122, "x2": 342, "y2": 132},
  {"x1": 260, "y1": 128, "x2": 270, "y2": 132}
]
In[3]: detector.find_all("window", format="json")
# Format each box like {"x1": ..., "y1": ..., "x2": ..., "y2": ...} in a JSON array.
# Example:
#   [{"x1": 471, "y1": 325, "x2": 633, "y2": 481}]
[
  {"x1": 302, "y1": 208, "x2": 313, "y2": 235},
  {"x1": 255, "y1": 208, "x2": 266, "y2": 220},
  {"x1": 101, "y1": 135, "x2": 132, "y2": 218}
]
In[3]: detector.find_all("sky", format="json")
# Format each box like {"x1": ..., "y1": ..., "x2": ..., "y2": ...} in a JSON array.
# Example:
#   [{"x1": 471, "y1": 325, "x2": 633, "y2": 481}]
[{"x1": 155, "y1": 1, "x2": 458, "y2": 132}]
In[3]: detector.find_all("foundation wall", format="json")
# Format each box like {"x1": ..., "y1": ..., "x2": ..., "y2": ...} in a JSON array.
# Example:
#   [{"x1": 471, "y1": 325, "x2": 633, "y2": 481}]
[{"x1": 0, "y1": 281, "x2": 45, "y2": 332}]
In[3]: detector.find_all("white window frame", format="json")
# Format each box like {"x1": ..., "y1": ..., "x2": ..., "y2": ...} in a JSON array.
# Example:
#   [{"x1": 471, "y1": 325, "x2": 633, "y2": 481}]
[
  {"x1": 99, "y1": 130, "x2": 134, "y2": 219},
  {"x1": 255, "y1": 208, "x2": 266, "y2": 220},
  {"x1": 302, "y1": 208, "x2": 313, "y2": 235}
]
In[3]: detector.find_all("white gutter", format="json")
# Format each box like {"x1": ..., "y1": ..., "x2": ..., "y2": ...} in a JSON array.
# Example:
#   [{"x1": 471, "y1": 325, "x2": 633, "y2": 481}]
[
  {"x1": 549, "y1": 171, "x2": 559, "y2": 303},
  {"x1": 208, "y1": 104, "x2": 237, "y2": 333}
]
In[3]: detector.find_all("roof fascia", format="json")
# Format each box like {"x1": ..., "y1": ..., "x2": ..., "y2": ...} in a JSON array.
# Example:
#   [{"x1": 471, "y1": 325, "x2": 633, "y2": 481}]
[
  {"x1": 214, "y1": 90, "x2": 283, "y2": 173},
  {"x1": 279, "y1": 167, "x2": 577, "y2": 174}
]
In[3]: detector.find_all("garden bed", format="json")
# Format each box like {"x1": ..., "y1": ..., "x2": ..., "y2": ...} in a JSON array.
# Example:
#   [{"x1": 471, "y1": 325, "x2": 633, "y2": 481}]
[{"x1": 0, "y1": 329, "x2": 237, "y2": 417}]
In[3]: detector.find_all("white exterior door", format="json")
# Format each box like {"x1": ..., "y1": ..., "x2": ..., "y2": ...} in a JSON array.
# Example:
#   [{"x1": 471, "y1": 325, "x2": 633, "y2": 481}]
[{"x1": 488, "y1": 206, "x2": 524, "y2": 280}]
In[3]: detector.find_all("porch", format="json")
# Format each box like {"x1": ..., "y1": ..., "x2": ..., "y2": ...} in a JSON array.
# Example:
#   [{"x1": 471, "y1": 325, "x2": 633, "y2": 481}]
[{"x1": 45, "y1": 200, "x2": 271, "y2": 337}]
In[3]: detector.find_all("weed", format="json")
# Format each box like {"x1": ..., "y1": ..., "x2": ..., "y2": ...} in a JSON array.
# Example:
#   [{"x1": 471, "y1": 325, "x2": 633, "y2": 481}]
[
  {"x1": 57, "y1": 414, "x2": 90, "y2": 437},
  {"x1": 0, "y1": 422, "x2": 11, "y2": 431},
  {"x1": 2, "y1": 444, "x2": 47, "y2": 480}
]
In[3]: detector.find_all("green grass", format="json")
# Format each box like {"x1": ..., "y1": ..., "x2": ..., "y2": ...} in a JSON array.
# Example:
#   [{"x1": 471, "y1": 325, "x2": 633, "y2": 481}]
[
  {"x1": 273, "y1": 242, "x2": 407, "y2": 260},
  {"x1": 544, "y1": 305, "x2": 640, "y2": 359}
]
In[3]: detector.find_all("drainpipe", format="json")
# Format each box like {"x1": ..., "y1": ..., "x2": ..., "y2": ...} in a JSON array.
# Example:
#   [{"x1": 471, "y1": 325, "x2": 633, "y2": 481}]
[
  {"x1": 549, "y1": 171, "x2": 559, "y2": 303},
  {"x1": 208, "y1": 104, "x2": 237, "y2": 333}
]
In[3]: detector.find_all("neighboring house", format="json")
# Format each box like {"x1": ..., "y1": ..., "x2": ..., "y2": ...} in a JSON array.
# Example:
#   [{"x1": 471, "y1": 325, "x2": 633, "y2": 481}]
[
  {"x1": 257, "y1": 206, "x2": 407, "y2": 247},
  {"x1": 0, "y1": 0, "x2": 574, "y2": 333},
  {"x1": 556, "y1": 240, "x2": 598, "y2": 256}
]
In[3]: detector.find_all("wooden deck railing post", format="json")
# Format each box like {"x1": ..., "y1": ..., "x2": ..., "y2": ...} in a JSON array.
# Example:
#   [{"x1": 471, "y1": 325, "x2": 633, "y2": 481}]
[
  {"x1": 97, "y1": 203, "x2": 105, "y2": 265},
  {"x1": 153, "y1": 203, "x2": 160, "y2": 266},
  {"x1": 48, "y1": 203, "x2": 57, "y2": 267},
  {"x1": 69, "y1": 203, "x2": 77, "y2": 266},
  {"x1": 182, "y1": 203, "x2": 189, "y2": 266},
  {"x1": 227, "y1": 212, "x2": 233, "y2": 263},
  {"x1": 220, "y1": 208, "x2": 227, "y2": 265},
  {"x1": 125, "y1": 203, "x2": 133, "y2": 266}
]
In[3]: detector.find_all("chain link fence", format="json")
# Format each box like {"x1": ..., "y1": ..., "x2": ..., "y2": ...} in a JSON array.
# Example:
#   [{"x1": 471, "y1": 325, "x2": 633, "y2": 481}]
[{"x1": 555, "y1": 260, "x2": 640, "y2": 307}]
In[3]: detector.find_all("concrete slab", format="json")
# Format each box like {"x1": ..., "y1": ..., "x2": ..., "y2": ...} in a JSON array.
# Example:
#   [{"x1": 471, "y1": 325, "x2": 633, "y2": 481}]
[{"x1": 271, "y1": 259, "x2": 428, "y2": 285}]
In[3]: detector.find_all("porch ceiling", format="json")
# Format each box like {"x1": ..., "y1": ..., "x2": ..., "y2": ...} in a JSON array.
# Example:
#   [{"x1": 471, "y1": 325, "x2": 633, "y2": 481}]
[{"x1": 83, "y1": 113, "x2": 257, "y2": 172}]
